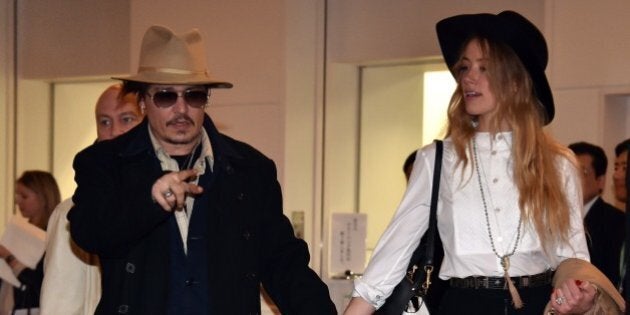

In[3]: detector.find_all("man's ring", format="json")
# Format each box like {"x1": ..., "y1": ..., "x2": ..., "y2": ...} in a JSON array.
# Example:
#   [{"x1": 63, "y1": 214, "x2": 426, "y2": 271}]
[
  {"x1": 555, "y1": 295, "x2": 565, "y2": 305},
  {"x1": 163, "y1": 190, "x2": 174, "y2": 198}
]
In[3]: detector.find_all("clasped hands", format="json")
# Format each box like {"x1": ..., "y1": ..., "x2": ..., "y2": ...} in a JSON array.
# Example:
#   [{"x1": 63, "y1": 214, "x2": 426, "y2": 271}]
[
  {"x1": 549, "y1": 278, "x2": 598, "y2": 314},
  {"x1": 151, "y1": 169, "x2": 203, "y2": 212}
]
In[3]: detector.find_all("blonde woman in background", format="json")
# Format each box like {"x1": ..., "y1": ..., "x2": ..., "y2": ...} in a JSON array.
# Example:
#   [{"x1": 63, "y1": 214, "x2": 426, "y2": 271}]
[{"x1": 0, "y1": 170, "x2": 60, "y2": 314}]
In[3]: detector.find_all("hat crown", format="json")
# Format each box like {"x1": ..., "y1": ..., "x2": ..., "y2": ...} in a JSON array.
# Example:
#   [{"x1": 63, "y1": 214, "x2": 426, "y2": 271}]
[
  {"x1": 113, "y1": 25, "x2": 232, "y2": 88},
  {"x1": 138, "y1": 25, "x2": 207, "y2": 75}
]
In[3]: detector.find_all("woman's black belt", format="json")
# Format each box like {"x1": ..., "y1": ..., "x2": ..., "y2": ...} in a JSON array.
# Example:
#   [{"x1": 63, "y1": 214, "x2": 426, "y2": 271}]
[{"x1": 449, "y1": 270, "x2": 554, "y2": 289}]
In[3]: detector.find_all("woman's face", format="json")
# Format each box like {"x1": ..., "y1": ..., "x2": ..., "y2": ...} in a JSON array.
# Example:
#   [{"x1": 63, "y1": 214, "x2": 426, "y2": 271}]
[
  {"x1": 458, "y1": 39, "x2": 498, "y2": 130},
  {"x1": 15, "y1": 182, "x2": 44, "y2": 220}
]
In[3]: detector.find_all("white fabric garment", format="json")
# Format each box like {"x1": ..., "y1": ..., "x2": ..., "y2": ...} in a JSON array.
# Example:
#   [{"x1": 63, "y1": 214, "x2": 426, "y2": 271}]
[
  {"x1": 40, "y1": 198, "x2": 101, "y2": 315},
  {"x1": 353, "y1": 133, "x2": 590, "y2": 309}
]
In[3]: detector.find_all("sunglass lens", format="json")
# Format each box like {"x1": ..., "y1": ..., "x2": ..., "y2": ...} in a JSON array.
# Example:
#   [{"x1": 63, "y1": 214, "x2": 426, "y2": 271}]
[
  {"x1": 184, "y1": 91, "x2": 209, "y2": 108},
  {"x1": 153, "y1": 91, "x2": 178, "y2": 108}
]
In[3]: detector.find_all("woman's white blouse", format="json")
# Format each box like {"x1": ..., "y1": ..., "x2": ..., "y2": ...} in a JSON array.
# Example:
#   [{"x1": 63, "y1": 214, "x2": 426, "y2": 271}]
[{"x1": 352, "y1": 132, "x2": 589, "y2": 309}]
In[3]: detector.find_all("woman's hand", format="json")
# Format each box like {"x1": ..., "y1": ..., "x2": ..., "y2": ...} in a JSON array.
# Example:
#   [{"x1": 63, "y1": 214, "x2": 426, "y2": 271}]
[
  {"x1": 550, "y1": 278, "x2": 598, "y2": 314},
  {"x1": 343, "y1": 297, "x2": 376, "y2": 315}
]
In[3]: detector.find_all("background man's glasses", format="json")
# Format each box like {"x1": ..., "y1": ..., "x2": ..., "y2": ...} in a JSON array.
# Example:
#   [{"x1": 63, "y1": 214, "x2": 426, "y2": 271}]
[{"x1": 147, "y1": 90, "x2": 209, "y2": 108}]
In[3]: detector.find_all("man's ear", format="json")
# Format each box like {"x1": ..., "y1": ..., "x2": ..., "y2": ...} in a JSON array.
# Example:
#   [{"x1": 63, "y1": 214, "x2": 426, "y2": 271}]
[{"x1": 596, "y1": 174, "x2": 606, "y2": 194}]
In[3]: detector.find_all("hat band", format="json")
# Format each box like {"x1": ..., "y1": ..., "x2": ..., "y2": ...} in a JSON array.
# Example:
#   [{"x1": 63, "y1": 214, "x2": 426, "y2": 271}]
[{"x1": 138, "y1": 66, "x2": 208, "y2": 76}]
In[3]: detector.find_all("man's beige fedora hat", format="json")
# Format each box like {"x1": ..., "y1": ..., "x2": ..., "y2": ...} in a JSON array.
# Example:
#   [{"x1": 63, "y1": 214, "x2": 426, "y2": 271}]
[{"x1": 114, "y1": 25, "x2": 232, "y2": 88}]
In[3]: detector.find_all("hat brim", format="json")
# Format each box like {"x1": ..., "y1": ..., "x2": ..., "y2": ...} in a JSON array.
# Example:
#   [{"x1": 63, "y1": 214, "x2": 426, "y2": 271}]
[
  {"x1": 436, "y1": 11, "x2": 554, "y2": 124},
  {"x1": 112, "y1": 72, "x2": 233, "y2": 88}
]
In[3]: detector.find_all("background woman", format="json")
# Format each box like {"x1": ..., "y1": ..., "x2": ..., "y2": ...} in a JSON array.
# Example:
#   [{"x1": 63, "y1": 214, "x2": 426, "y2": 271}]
[
  {"x1": 344, "y1": 11, "x2": 600, "y2": 315},
  {"x1": 0, "y1": 170, "x2": 60, "y2": 314}
]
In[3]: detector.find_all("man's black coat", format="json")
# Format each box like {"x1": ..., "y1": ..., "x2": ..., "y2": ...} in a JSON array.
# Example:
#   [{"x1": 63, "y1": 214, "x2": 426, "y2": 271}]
[{"x1": 68, "y1": 115, "x2": 336, "y2": 314}]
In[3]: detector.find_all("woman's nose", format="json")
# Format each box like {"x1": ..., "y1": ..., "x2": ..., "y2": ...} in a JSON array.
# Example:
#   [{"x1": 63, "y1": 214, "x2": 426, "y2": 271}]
[{"x1": 462, "y1": 69, "x2": 478, "y2": 84}]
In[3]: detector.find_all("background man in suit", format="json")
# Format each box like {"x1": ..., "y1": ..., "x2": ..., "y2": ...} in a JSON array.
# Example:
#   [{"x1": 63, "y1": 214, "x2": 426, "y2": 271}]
[
  {"x1": 613, "y1": 139, "x2": 629, "y2": 208},
  {"x1": 612, "y1": 138, "x2": 629, "y2": 296},
  {"x1": 568, "y1": 142, "x2": 624, "y2": 285}
]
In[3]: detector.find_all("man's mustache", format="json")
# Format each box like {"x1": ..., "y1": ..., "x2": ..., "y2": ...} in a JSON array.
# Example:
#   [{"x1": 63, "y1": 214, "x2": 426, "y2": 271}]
[{"x1": 166, "y1": 114, "x2": 195, "y2": 126}]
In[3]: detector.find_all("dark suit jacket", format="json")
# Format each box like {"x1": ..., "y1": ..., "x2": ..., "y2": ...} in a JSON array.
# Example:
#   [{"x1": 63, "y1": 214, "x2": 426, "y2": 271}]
[
  {"x1": 11, "y1": 258, "x2": 44, "y2": 311},
  {"x1": 68, "y1": 115, "x2": 336, "y2": 314},
  {"x1": 584, "y1": 197, "x2": 625, "y2": 285}
]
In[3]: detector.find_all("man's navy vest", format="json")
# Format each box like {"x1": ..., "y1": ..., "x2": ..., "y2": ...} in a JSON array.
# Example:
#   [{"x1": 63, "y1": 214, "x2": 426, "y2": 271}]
[{"x1": 166, "y1": 162, "x2": 214, "y2": 315}]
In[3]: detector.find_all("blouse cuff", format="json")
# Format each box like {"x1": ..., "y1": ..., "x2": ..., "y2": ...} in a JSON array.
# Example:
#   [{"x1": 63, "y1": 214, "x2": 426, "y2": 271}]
[{"x1": 352, "y1": 278, "x2": 388, "y2": 309}]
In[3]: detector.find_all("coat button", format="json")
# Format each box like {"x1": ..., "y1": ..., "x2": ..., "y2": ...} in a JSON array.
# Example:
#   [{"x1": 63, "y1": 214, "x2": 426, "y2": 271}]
[
  {"x1": 237, "y1": 192, "x2": 245, "y2": 200},
  {"x1": 117, "y1": 304, "x2": 129, "y2": 313},
  {"x1": 243, "y1": 230, "x2": 251, "y2": 240},
  {"x1": 185, "y1": 278, "x2": 194, "y2": 286},
  {"x1": 125, "y1": 263, "x2": 135, "y2": 274}
]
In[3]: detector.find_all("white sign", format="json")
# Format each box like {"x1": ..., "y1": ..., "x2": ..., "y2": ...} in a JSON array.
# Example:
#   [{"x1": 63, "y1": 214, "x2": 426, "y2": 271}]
[{"x1": 330, "y1": 213, "x2": 366, "y2": 276}]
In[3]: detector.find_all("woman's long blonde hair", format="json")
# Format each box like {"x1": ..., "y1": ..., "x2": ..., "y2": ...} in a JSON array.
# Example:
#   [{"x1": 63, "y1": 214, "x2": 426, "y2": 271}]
[{"x1": 446, "y1": 37, "x2": 574, "y2": 251}]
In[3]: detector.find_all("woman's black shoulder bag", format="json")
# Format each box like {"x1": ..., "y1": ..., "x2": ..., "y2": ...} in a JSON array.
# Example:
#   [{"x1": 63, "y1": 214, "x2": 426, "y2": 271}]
[{"x1": 375, "y1": 139, "x2": 443, "y2": 315}]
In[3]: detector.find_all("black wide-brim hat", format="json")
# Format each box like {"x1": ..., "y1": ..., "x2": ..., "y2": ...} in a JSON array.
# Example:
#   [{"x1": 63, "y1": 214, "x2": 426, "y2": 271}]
[{"x1": 436, "y1": 11, "x2": 554, "y2": 124}]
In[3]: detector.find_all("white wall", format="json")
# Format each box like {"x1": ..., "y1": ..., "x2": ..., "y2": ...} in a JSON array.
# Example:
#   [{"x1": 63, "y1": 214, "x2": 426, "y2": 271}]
[{"x1": 0, "y1": 0, "x2": 16, "y2": 228}]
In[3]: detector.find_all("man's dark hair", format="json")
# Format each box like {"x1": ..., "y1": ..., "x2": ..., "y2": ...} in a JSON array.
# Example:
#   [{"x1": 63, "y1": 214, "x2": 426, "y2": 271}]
[
  {"x1": 568, "y1": 141, "x2": 608, "y2": 178},
  {"x1": 121, "y1": 81, "x2": 148, "y2": 101},
  {"x1": 615, "y1": 138, "x2": 630, "y2": 157}
]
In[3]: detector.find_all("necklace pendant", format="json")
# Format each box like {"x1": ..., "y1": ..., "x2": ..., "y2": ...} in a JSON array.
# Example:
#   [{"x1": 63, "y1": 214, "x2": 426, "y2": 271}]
[{"x1": 501, "y1": 256, "x2": 510, "y2": 272}]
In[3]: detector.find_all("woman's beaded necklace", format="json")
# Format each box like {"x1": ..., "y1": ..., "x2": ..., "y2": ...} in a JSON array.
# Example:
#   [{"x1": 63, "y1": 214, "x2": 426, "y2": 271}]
[{"x1": 472, "y1": 136, "x2": 524, "y2": 308}]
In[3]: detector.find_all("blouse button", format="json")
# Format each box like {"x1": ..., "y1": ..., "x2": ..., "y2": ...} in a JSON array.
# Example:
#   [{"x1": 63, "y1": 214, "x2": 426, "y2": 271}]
[
  {"x1": 492, "y1": 178, "x2": 498, "y2": 183},
  {"x1": 491, "y1": 150, "x2": 497, "y2": 155}
]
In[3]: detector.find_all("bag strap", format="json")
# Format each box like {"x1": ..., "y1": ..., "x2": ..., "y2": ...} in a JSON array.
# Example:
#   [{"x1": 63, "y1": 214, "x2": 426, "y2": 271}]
[
  {"x1": 423, "y1": 139, "x2": 443, "y2": 266},
  {"x1": 404, "y1": 140, "x2": 443, "y2": 286}
]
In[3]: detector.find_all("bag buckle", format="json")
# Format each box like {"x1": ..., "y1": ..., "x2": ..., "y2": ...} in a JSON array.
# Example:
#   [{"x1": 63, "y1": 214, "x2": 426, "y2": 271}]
[
  {"x1": 406, "y1": 264, "x2": 419, "y2": 284},
  {"x1": 422, "y1": 265, "x2": 433, "y2": 295}
]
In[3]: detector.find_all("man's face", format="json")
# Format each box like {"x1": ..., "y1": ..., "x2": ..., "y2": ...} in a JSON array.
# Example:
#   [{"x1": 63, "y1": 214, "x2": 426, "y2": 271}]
[
  {"x1": 141, "y1": 85, "x2": 207, "y2": 152},
  {"x1": 575, "y1": 154, "x2": 604, "y2": 204},
  {"x1": 613, "y1": 150, "x2": 628, "y2": 203},
  {"x1": 96, "y1": 89, "x2": 143, "y2": 141}
]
